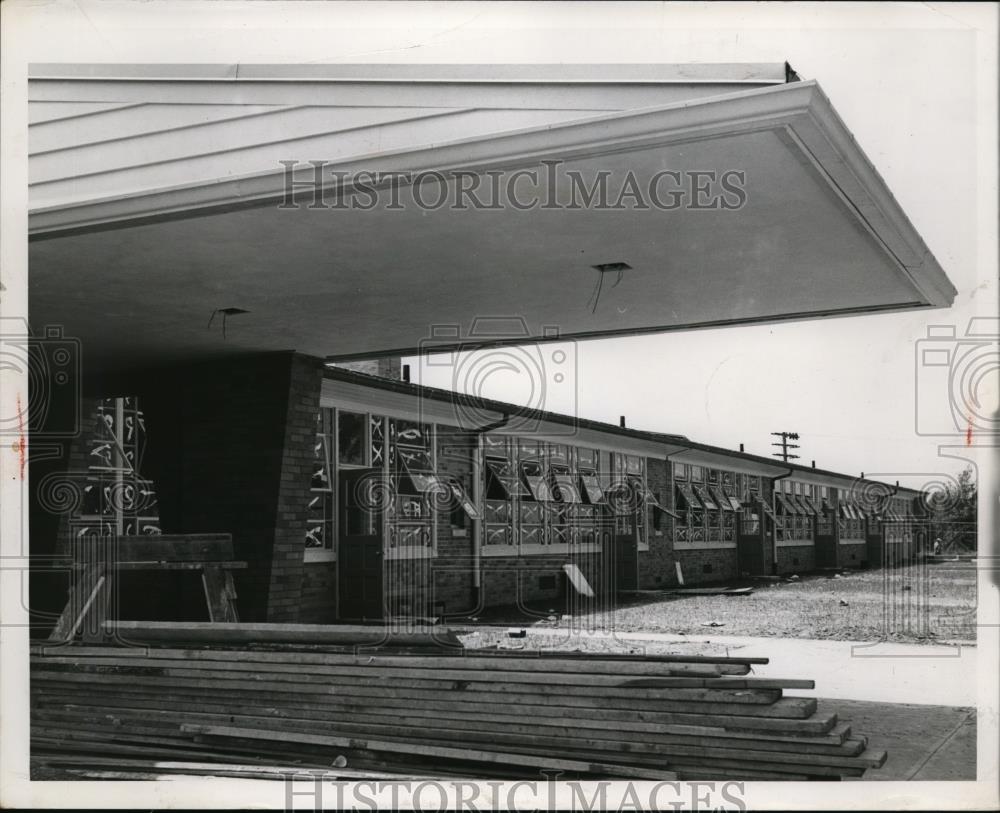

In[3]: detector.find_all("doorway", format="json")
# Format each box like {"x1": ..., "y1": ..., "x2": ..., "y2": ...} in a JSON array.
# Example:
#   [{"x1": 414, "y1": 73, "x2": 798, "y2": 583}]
[{"x1": 337, "y1": 468, "x2": 385, "y2": 620}]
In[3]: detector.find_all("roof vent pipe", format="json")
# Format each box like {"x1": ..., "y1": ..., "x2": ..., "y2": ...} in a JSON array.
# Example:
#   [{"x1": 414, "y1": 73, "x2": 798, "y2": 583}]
[
  {"x1": 811, "y1": 460, "x2": 816, "y2": 468},
  {"x1": 402, "y1": 364, "x2": 411, "y2": 383},
  {"x1": 619, "y1": 416, "x2": 626, "y2": 428},
  {"x1": 739, "y1": 443, "x2": 744, "y2": 452}
]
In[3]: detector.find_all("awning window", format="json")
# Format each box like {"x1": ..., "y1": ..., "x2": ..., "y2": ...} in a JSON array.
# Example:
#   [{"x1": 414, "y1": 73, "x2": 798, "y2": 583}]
[
  {"x1": 693, "y1": 485, "x2": 718, "y2": 511},
  {"x1": 579, "y1": 472, "x2": 605, "y2": 504},
  {"x1": 795, "y1": 495, "x2": 818, "y2": 516},
  {"x1": 724, "y1": 492, "x2": 743, "y2": 512},
  {"x1": 399, "y1": 447, "x2": 433, "y2": 473},
  {"x1": 523, "y1": 473, "x2": 555, "y2": 502},
  {"x1": 552, "y1": 473, "x2": 582, "y2": 504},
  {"x1": 633, "y1": 476, "x2": 681, "y2": 519},
  {"x1": 757, "y1": 496, "x2": 783, "y2": 528},
  {"x1": 485, "y1": 458, "x2": 525, "y2": 498},
  {"x1": 675, "y1": 482, "x2": 699, "y2": 510},
  {"x1": 805, "y1": 496, "x2": 823, "y2": 515},
  {"x1": 776, "y1": 493, "x2": 800, "y2": 515},
  {"x1": 449, "y1": 481, "x2": 482, "y2": 520},
  {"x1": 710, "y1": 486, "x2": 733, "y2": 512}
]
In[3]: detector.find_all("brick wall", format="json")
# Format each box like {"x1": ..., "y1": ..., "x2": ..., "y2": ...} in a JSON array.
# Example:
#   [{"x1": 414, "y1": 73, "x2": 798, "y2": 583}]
[
  {"x1": 776, "y1": 544, "x2": 816, "y2": 574},
  {"x1": 838, "y1": 541, "x2": 867, "y2": 567},
  {"x1": 639, "y1": 457, "x2": 675, "y2": 588},
  {"x1": 675, "y1": 548, "x2": 739, "y2": 583}
]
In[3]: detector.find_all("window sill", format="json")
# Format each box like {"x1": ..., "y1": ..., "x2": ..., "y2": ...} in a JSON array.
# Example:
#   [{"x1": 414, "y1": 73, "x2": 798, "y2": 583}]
[
  {"x1": 303, "y1": 549, "x2": 337, "y2": 563},
  {"x1": 481, "y1": 543, "x2": 601, "y2": 558},
  {"x1": 673, "y1": 541, "x2": 737, "y2": 550},
  {"x1": 839, "y1": 538, "x2": 867, "y2": 544},
  {"x1": 776, "y1": 539, "x2": 815, "y2": 548}
]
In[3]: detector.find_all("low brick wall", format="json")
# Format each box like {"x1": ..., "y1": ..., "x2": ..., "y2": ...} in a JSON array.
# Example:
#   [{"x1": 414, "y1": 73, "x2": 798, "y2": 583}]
[
  {"x1": 776, "y1": 544, "x2": 816, "y2": 574},
  {"x1": 838, "y1": 541, "x2": 868, "y2": 567},
  {"x1": 674, "y1": 547, "x2": 739, "y2": 584}
]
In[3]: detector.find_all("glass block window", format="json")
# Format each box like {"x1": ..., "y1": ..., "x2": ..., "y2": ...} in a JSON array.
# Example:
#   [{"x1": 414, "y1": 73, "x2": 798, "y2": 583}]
[
  {"x1": 306, "y1": 408, "x2": 335, "y2": 550},
  {"x1": 386, "y1": 418, "x2": 435, "y2": 551},
  {"x1": 77, "y1": 396, "x2": 161, "y2": 539}
]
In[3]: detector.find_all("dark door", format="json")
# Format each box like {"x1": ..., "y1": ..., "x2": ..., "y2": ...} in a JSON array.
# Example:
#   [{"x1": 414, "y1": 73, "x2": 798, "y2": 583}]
[
  {"x1": 337, "y1": 468, "x2": 384, "y2": 620},
  {"x1": 737, "y1": 511, "x2": 765, "y2": 575},
  {"x1": 614, "y1": 531, "x2": 639, "y2": 591}
]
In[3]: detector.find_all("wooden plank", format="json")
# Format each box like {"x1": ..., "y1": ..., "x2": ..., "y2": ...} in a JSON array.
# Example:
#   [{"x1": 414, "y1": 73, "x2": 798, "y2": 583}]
[
  {"x1": 182, "y1": 724, "x2": 678, "y2": 780},
  {"x1": 34, "y1": 654, "x2": 810, "y2": 690},
  {"x1": 201, "y1": 566, "x2": 238, "y2": 623},
  {"x1": 113, "y1": 534, "x2": 234, "y2": 562},
  {"x1": 562, "y1": 564, "x2": 594, "y2": 597},
  {"x1": 30, "y1": 668, "x2": 786, "y2": 709},
  {"x1": 35, "y1": 643, "x2": 763, "y2": 669},
  {"x1": 39, "y1": 641, "x2": 769, "y2": 666},
  {"x1": 47, "y1": 565, "x2": 105, "y2": 643},
  {"x1": 34, "y1": 699, "x2": 870, "y2": 761},
  {"x1": 32, "y1": 650, "x2": 739, "y2": 679},
  {"x1": 105, "y1": 621, "x2": 462, "y2": 647},
  {"x1": 33, "y1": 678, "x2": 784, "y2": 711},
  {"x1": 31, "y1": 673, "x2": 837, "y2": 733}
]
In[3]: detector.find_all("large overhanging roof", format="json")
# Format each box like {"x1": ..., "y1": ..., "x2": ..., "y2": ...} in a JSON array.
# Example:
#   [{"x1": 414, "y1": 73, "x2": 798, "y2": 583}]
[{"x1": 27, "y1": 63, "x2": 955, "y2": 376}]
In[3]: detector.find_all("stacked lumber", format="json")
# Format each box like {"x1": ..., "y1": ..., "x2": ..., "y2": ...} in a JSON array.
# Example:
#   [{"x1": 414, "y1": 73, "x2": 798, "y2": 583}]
[{"x1": 30, "y1": 626, "x2": 886, "y2": 781}]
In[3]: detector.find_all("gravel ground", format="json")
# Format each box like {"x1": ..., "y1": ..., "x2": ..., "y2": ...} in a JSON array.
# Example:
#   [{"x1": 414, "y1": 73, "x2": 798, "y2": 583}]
[{"x1": 460, "y1": 562, "x2": 978, "y2": 645}]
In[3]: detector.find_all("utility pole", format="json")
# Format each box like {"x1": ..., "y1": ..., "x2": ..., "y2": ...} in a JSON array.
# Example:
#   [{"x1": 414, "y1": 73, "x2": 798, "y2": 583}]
[{"x1": 771, "y1": 431, "x2": 800, "y2": 463}]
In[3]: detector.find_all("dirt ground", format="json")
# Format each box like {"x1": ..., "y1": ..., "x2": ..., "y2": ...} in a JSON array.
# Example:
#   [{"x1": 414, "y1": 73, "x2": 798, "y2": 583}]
[{"x1": 464, "y1": 560, "x2": 978, "y2": 644}]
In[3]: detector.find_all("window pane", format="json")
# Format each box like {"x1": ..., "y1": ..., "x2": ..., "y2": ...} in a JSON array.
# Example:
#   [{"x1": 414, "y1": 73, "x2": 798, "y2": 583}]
[{"x1": 338, "y1": 411, "x2": 367, "y2": 465}]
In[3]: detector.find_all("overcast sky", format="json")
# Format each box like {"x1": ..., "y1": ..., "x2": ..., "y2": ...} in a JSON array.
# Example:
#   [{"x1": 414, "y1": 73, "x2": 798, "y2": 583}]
[{"x1": 5, "y1": 2, "x2": 996, "y2": 490}]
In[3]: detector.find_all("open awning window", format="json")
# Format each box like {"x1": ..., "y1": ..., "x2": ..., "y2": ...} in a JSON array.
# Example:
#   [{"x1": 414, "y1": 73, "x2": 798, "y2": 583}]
[
  {"x1": 552, "y1": 473, "x2": 582, "y2": 504},
  {"x1": 723, "y1": 492, "x2": 743, "y2": 512},
  {"x1": 821, "y1": 498, "x2": 833, "y2": 515},
  {"x1": 484, "y1": 458, "x2": 525, "y2": 498},
  {"x1": 399, "y1": 447, "x2": 433, "y2": 473},
  {"x1": 756, "y1": 496, "x2": 783, "y2": 528},
  {"x1": 776, "y1": 493, "x2": 800, "y2": 515},
  {"x1": 693, "y1": 485, "x2": 718, "y2": 511},
  {"x1": 579, "y1": 472, "x2": 605, "y2": 504},
  {"x1": 805, "y1": 497, "x2": 824, "y2": 515},
  {"x1": 449, "y1": 481, "x2": 482, "y2": 520},
  {"x1": 632, "y1": 475, "x2": 681, "y2": 519},
  {"x1": 675, "y1": 482, "x2": 699, "y2": 510},
  {"x1": 795, "y1": 495, "x2": 818, "y2": 516},
  {"x1": 522, "y1": 467, "x2": 555, "y2": 501},
  {"x1": 710, "y1": 486, "x2": 733, "y2": 512}
]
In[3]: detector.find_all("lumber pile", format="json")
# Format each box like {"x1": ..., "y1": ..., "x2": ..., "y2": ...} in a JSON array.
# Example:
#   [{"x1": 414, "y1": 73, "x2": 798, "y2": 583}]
[{"x1": 30, "y1": 624, "x2": 886, "y2": 781}]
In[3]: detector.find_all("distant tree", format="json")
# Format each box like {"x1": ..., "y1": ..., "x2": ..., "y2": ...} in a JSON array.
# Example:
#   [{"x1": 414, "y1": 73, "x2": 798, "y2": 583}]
[{"x1": 929, "y1": 466, "x2": 977, "y2": 553}]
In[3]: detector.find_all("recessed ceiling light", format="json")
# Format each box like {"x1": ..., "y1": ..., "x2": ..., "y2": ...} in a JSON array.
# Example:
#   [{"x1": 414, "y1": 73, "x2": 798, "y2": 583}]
[{"x1": 591, "y1": 262, "x2": 632, "y2": 273}]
